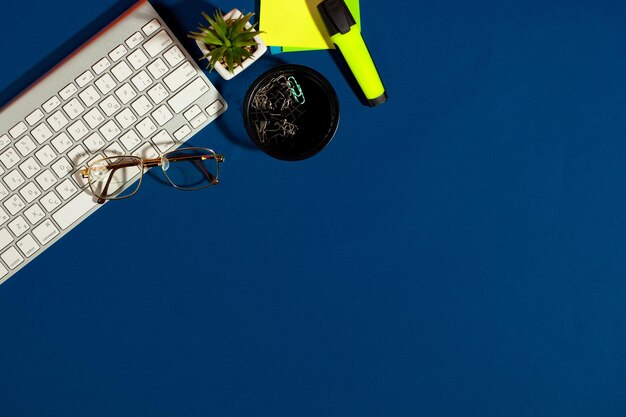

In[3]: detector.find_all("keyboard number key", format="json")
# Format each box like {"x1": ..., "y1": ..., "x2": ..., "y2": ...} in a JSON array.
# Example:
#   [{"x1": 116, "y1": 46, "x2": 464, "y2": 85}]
[
  {"x1": 0, "y1": 148, "x2": 19, "y2": 169},
  {"x1": 47, "y1": 110, "x2": 69, "y2": 132},
  {"x1": 31, "y1": 123, "x2": 53, "y2": 144},
  {"x1": 95, "y1": 73, "x2": 116, "y2": 95},
  {"x1": 15, "y1": 136, "x2": 37, "y2": 156},
  {"x1": 79, "y1": 86, "x2": 101, "y2": 107},
  {"x1": 111, "y1": 61, "x2": 133, "y2": 82}
]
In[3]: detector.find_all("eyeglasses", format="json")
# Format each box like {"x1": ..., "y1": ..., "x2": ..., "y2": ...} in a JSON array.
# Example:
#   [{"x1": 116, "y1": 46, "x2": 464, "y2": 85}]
[{"x1": 80, "y1": 147, "x2": 225, "y2": 204}]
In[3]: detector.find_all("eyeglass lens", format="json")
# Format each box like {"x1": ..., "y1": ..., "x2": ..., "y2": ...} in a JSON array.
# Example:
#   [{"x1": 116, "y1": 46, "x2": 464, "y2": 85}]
[
  {"x1": 88, "y1": 156, "x2": 143, "y2": 200},
  {"x1": 161, "y1": 148, "x2": 219, "y2": 190}
]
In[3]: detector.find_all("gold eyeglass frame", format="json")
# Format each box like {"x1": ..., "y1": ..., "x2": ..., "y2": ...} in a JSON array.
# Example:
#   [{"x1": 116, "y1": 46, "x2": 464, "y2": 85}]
[{"x1": 80, "y1": 147, "x2": 225, "y2": 204}]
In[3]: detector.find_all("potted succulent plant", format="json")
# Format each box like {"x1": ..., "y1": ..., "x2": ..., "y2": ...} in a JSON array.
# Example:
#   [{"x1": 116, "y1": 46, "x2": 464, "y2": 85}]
[{"x1": 189, "y1": 9, "x2": 267, "y2": 80}]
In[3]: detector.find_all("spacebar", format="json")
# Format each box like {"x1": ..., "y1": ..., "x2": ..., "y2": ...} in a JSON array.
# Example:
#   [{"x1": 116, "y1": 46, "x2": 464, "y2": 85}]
[{"x1": 52, "y1": 188, "x2": 101, "y2": 230}]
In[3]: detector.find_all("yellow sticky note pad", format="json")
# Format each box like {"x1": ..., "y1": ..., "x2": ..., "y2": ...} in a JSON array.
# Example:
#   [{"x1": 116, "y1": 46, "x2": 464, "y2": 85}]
[{"x1": 260, "y1": 0, "x2": 360, "y2": 50}]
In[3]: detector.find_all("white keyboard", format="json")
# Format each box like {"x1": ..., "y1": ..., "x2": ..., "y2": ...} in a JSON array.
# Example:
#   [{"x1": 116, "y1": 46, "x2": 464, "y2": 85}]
[{"x1": 0, "y1": 0, "x2": 227, "y2": 285}]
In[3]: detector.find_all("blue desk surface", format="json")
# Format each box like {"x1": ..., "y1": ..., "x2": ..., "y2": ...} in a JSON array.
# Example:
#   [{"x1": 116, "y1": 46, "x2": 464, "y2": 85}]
[{"x1": 2, "y1": 0, "x2": 626, "y2": 415}]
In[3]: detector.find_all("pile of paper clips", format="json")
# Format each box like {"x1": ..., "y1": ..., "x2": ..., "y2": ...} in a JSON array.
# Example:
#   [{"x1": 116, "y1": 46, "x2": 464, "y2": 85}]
[{"x1": 249, "y1": 74, "x2": 306, "y2": 145}]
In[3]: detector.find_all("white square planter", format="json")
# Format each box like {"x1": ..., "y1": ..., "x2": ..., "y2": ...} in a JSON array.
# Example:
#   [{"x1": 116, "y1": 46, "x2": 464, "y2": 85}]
[{"x1": 195, "y1": 9, "x2": 267, "y2": 80}]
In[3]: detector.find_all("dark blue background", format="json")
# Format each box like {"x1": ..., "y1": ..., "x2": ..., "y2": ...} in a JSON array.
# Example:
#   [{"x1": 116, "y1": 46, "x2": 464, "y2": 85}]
[{"x1": 2, "y1": 0, "x2": 626, "y2": 415}]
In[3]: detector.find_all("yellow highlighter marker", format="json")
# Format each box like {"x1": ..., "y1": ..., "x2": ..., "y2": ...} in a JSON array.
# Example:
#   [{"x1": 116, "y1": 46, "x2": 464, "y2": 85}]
[{"x1": 318, "y1": 0, "x2": 387, "y2": 107}]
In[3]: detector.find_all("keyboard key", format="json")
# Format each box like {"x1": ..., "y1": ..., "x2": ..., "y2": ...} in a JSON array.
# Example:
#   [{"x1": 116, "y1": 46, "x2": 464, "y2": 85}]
[
  {"x1": 151, "y1": 105, "x2": 173, "y2": 126},
  {"x1": 190, "y1": 112, "x2": 208, "y2": 128},
  {"x1": 35, "y1": 169, "x2": 58, "y2": 191},
  {"x1": 4, "y1": 195, "x2": 25, "y2": 215},
  {"x1": 63, "y1": 98, "x2": 85, "y2": 120},
  {"x1": 67, "y1": 145, "x2": 89, "y2": 166},
  {"x1": 0, "y1": 135, "x2": 10, "y2": 151},
  {"x1": 35, "y1": 145, "x2": 56, "y2": 166},
  {"x1": 19, "y1": 182, "x2": 42, "y2": 203},
  {"x1": 174, "y1": 125, "x2": 191, "y2": 141},
  {"x1": 151, "y1": 130, "x2": 175, "y2": 152},
  {"x1": 17, "y1": 235, "x2": 39, "y2": 257},
  {"x1": 40, "y1": 191, "x2": 62, "y2": 212},
  {"x1": 128, "y1": 49, "x2": 149, "y2": 70},
  {"x1": 59, "y1": 83, "x2": 78, "y2": 100},
  {"x1": 164, "y1": 61, "x2": 197, "y2": 91},
  {"x1": 142, "y1": 18, "x2": 161, "y2": 36},
  {"x1": 99, "y1": 121, "x2": 121, "y2": 141},
  {"x1": 15, "y1": 136, "x2": 37, "y2": 156},
  {"x1": 31, "y1": 123, "x2": 53, "y2": 144},
  {"x1": 104, "y1": 142, "x2": 125, "y2": 158},
  {"x1": 131, "y1": 96, "x2": 153, "y2": 117},
  {"x1": 9, "y1": 122, "x2": 27, "y2": 139},
  {"x1": 8, "y1": 216, "x2": 29, "y2": 237},
  {"x1": 99, "y1": 95, "x2": 122, "y2": 116},
  {"x1": 95, "y1": 73, "x2": 116, "y2": 95},
  {"x1": 147, "y1": 58, "x2": 168, "y2": 79},
  {"x1": 68, "y1": 120, "x2": 89, "y2": 141},
  {"x1": 115, "y1": 83, "x2": 137, "y2": 104},
  {"x1": 163, "y1": 46, "x2": 184, "y2": 67},
  {"x1": 84, "y1": 108, "x2": 106, "y2": 129},
  {"x1": 207, "y1": 100, "x2": 224, "y2": 116},
  {"x1": 125, "y1": 31, "x2": 144, "y2": 49},
  {"x1": 168, "y1": 78, "x2": 210, "y2": 113},
  {"x1": 0, "y1": 148, "x2": 19, "y2": 169},
  {"x1": 132, "y1": 142, "x2": 158, "y2": 159},
  {"x1": 131, "y1": 70, "x2": 153, "y2": 92},
  {"x1": 51, "y1": 133, "x2": 72, "y2": 154},
  {"x1": 83, "y1": 132, "x2": 106, "y2": 152},
  {"x1": 2, "y1": 247, "x2": 24, "y2": 269},
  {"x1": 47, "y1": 110, "x2": 69, "y2": 132},
  {"x1": 26, "y1": 109, "x2": 44, "y2": 126},
  {"x1": 52, "y1": 188, "x2": 100, "y2": 230},
  {"x1": 0, "y1": 183, "x2": 9, "y2": 200},
  {"x1": 183, "y1": 105, "x2": 201, "y2": 121},
  {"x1": 42, "y1": 96, "x2": 61, "y2": 113},
  {"x1": 108, "y1": 44, "x2": 128, "y2": 62},
  {"x1": 4, "y1": 170, "x2": 25, "y2": 190},
  {"x1": 144, "y1": 30, "x2": 172, "y2": 57},
  {"x1": 92, "y1": 57, "x2": 111, "y2": 75},
  {"x1": 18, "y1": 157, "x2": 42, "y2": 178},
  {"x1": 51, "y1": 157, "x2": 72, "y2": 179},
  {"x1": 24, "y1": 204, "x2": 46, "y2": 225},
  {"x1": 76, "y1": 70, "x2": 95, "y2": 87},
  {"x1": 0, "y1": 229, "x2": 11, "y2": 251},
  {"x1": 120, "y1": 130, "x2": 141, "y2": 151},
  {"x1": 147, "y1": 83, "x2": 168, "y2": 104},
  {"x1": 55, "y1": 179, "x2": 78, "y2": 200},
  {"x1": 111, "y1": 61, "x2": 133, "y2": 82},
  {"x1": 136, "y1": 117, "x2": 157, "y2": 138},
  {"x1": 79, "y1": 86, "x2": 101, "y2": 107},
  {"x1": 32, "y1": 219, "x2": 59, "y2": 244},
  {"x1": 115, "y1": 108, "x2": 138, "y2": 129},
  {"x1": 0, "y1": 208, "x2": 8, "y2": 226}
]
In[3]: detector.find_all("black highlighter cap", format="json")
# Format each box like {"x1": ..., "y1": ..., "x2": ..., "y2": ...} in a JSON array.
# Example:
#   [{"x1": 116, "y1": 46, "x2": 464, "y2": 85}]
[{"x1": 318, "y1": 0, "x2": 357, "y2": 37}]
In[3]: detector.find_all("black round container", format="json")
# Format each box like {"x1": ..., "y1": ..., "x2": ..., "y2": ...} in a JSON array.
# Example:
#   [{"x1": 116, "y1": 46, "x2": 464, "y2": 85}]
[{"x1": 244, "y1": 65, "x2": 340, "y2": 161}]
